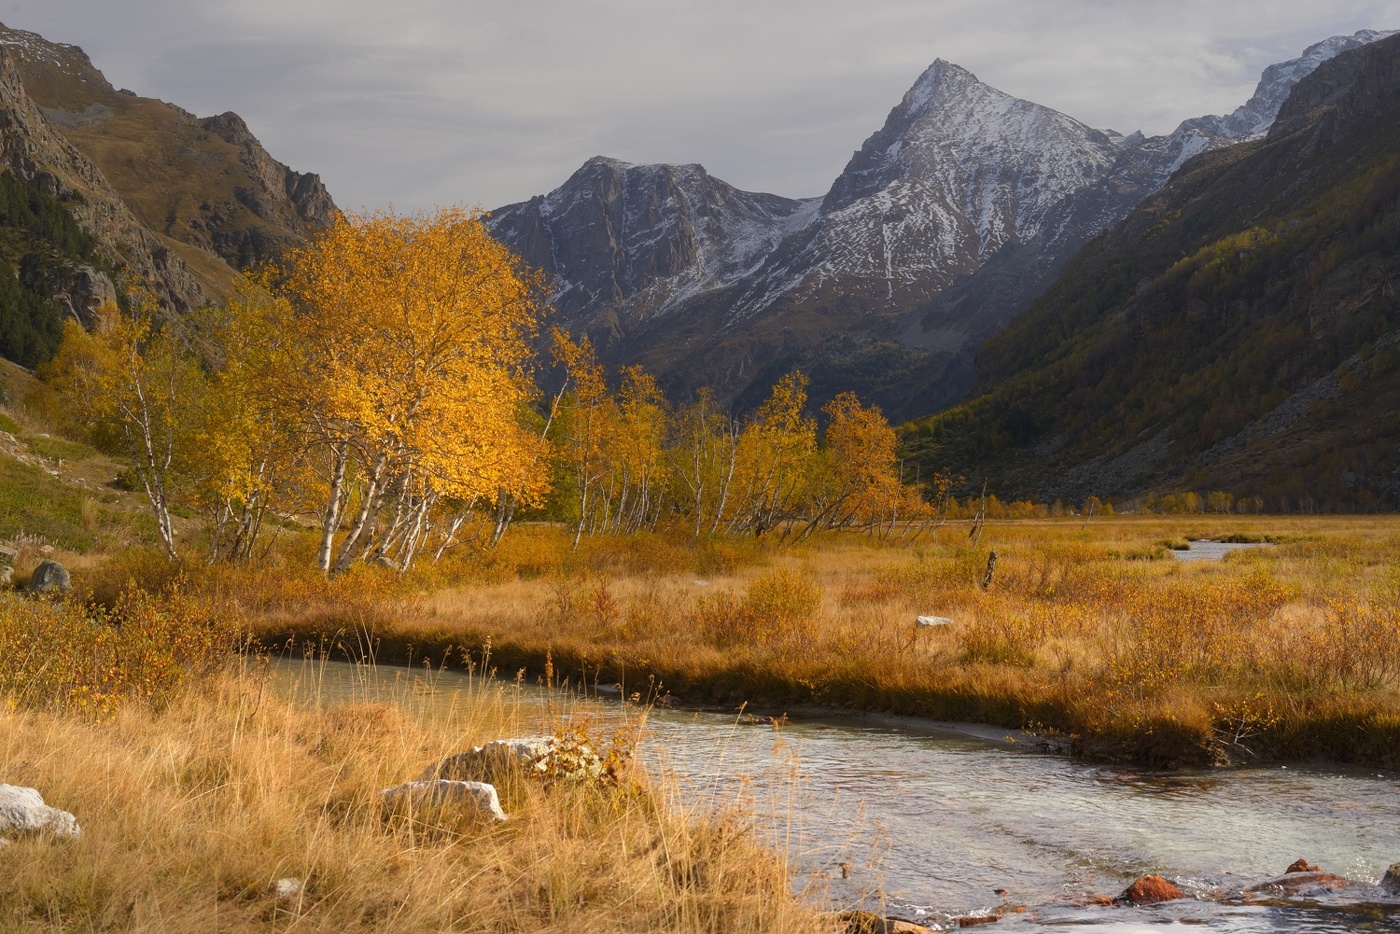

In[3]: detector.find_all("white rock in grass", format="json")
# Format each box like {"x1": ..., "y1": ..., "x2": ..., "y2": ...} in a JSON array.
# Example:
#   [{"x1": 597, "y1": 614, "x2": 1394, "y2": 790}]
[
  {"x1": 379, "y1": 780, "x2": 508, "y2": 822},
  {"x1": 273, "y1": 878, "x2": 303, "y2": 899},
  {"x1": 915, "y1": 616, "x2": 955, "y2": 628},
  {"x1": 0, "y1": 784, "x2": 81, "y2": 839},
  {"x1": 417, "y1": 737, "x2": 555, "y2": 782}
]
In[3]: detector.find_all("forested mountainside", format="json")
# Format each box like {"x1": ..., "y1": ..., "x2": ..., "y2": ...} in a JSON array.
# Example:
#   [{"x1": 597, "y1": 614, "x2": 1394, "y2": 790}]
[
  {"x1": 902, "y1": 32, "x2": 1400, "y2": 511},
  {"x1": 490, "y1": 31, "x2": 1392, "y2": 418},
  {"x1": 0, "y1": 24, "x2": 337, "y2": 367}
]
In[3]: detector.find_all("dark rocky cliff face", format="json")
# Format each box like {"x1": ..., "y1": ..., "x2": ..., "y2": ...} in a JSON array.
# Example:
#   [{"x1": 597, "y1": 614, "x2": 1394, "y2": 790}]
[
  {"x1": 0, "y1": 22, "x2": 339, "y2": 293},
  {"x1": 0, "y1": 42, "x2": 211, "y2": 316}
]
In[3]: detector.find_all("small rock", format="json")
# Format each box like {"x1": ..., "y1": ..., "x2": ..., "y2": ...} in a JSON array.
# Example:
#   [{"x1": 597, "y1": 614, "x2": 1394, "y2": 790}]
[
  {"x1": 273, "y1": 878, "x2": 302, "y2": 898},
  {"x1": 1073, "y1": 894, "x2": 1114, "y2": 907},
  {"x1": 1116, "y1": 874, "x2": 1185, "y2": 905},
  {"x1": 1381, "y1": 863, "x2": 1400, "y2": 895},
  {"x1": 26, "y1": 560, "x2": 71, "y2": 595},
  {"x1": 915, "y1": 615, "x2": 955, "y2": 627},
  {"x1": 379, "y1": 780, "x2": 507, "y2": 822},
  {"x1": 954, "y1": 916, "x2": 999, "y2": 928},
  {"x1": 1285, "y1": 859, "x2": 1320, "y2": 874},
  {"x1": 0, "y1": 784, "x2": 81, "y2": 839}
]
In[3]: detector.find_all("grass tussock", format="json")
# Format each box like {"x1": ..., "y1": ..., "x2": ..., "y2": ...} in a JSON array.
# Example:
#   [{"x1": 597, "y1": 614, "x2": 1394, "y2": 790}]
[
  {"x1": 221, "y1": 517, "x2": 1400, "y2": 769},
  {"x1": 0, "y1": 590, "x2": 823, "y2": 932}
]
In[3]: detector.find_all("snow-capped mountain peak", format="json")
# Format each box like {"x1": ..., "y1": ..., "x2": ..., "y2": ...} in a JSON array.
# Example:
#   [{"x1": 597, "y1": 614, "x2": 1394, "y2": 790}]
[{"x1": 487, "y1": 28, "x2": 1398, "y2": 410}]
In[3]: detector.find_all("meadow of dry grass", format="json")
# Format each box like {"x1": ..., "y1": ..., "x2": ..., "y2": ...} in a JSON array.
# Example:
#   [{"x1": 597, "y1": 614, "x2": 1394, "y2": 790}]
[
  {"x1": 223, "y1": 516, "x2": 1400, "y2": 769},
  {"x1": 0, "y1": 644, "x2": 824, "y2": 933},
  {"x1": 5, "y1": 507, "x2": 1399, "y2": 930}
]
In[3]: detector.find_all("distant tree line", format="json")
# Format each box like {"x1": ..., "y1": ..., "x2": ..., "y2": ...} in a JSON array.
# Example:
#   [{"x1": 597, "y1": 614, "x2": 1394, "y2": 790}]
[{"x1": 42, "y1": 207, "x2": 946, "y2": 572}]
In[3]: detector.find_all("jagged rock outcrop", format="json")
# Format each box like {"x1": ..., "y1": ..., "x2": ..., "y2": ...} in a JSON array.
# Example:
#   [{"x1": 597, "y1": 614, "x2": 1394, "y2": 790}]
[
  {"x1": 198, "y1": 111, "x2": 338, "y2": 267},
  {"x1": 0, "y1": 40, "x2": 210, "y2": 315},
  {"x1": 0, "y1": 21, "x2": 338, "y2": 317}
]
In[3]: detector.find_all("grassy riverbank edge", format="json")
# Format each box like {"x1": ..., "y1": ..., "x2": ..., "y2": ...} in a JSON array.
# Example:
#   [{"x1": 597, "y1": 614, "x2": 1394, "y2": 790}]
[{"x1": 253, "y1": 623, "x2": 1400, "y2": 772}]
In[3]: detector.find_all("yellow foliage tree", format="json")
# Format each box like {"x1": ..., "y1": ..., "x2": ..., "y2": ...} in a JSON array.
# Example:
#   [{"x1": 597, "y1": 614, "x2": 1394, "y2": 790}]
[
  {"x1": 43, "y1": 294, "x2": 204, "y2": 560},
  {"x1": 811, "y1": 392, "x2": 903, "y2": 537},
  {"x1": 726, "y1": 371, "x2": 818, "y2": 536},
  {"x1": 269, "y1": 207, "x2": 549, "y2": 574}
]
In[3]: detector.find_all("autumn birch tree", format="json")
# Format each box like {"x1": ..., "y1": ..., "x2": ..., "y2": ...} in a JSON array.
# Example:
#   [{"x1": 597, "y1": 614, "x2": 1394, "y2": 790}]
[
  {"x1": 44, "y1": 295, "x2": 202, "y2": 560},
  {"x1": 271, "y1": 208, "x2": 548, "y2": 574}
]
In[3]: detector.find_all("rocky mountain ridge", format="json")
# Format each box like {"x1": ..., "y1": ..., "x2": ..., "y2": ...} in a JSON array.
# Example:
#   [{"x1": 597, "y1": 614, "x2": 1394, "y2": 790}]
[
  {"x1": 0, "y1": 22, "x2": 338, "y2": 346},
  {"x1": 901, "y1": 31, "x2": 1400, "y2": 510},
  {"x1": 0, "y1": 41, "x2": 208, "y2": 319},
  {"x1": 490, "y1": 29, "x2": 1396, "y2": 416}
]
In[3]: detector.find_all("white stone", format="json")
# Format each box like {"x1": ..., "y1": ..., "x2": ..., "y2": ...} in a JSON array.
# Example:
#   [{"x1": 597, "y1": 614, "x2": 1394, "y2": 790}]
[
  {"x1": 916, "y1": 616, "x2": 955, "y2": 627},
  {"x1": 379, "y1": 780, "x2": 508, "y2": 822},
  {"x1": 273, "y1": 878, "x2": 302, "y2": 898},
  {"x1": 0, "y1": 784, "x2": 81, "y2": 839},
  {"x1": 417, "y1": 737, "x2": 555, "y2": 782}
]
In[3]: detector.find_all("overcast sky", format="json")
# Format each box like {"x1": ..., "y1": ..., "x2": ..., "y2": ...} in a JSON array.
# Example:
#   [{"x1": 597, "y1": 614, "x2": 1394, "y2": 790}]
[{"x1": 4, "y1": 1, "x2": 1399, "y2": 211}]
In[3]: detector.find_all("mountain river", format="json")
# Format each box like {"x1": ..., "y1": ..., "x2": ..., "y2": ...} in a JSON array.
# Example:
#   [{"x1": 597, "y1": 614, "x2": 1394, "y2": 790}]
[{"x1": 270, "y1": 657, "x2": 1400, "y2": 933}]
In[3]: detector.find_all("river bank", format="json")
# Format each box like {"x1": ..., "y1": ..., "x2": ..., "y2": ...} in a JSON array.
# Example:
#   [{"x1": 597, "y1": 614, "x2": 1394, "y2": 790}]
[
  {"x1": 238, "y1": 517, "x2": 1400, "y2": 770},
  {"x1": 0, "y1": 658, "x2": 824, "y2": 932}
]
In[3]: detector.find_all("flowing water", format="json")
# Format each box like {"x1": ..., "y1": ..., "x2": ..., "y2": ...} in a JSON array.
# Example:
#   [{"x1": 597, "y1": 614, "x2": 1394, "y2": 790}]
[{"x1": 270, "y1": 658, "x2": 1400, "y2": 933}]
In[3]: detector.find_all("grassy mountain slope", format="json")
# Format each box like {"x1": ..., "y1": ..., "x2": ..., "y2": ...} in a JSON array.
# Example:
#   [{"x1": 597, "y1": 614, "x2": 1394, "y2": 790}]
[
  {"x1": 903, "y1": 33, "x2": 1400, "y2": 511},
  {"x1": 0, "y1": 24, "x2": 336, "y2": 275}
]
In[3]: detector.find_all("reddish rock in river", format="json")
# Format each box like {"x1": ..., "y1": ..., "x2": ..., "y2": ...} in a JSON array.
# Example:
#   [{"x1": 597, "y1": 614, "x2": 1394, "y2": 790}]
[
  {"x1": 1116, "y1": 875, "x2": 1186, "y2": 905},
  {"x1": 1246, "y1": 860, "x2": 1351, "y2": 897}
]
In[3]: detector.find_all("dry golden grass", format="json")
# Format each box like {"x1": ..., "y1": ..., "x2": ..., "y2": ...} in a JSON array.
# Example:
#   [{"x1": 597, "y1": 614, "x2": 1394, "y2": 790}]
[
  {"x1": 0, "y1": 657, "x2": 825, "y2": 932},
  {"x1": 229, "y1": 516, "x2": 1400, "y2": 768}
]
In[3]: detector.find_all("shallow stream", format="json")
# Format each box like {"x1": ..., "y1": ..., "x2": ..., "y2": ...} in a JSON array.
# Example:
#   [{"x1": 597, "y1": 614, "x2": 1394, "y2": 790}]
[{"x1": 270, "y1": 658, "x2": 1400, "y2": 932}]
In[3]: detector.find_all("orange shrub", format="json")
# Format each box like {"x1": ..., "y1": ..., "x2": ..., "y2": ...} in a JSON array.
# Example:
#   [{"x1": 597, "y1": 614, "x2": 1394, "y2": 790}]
[{"x1": 0, "y1": 585, "x2": 237, "y2": 716}]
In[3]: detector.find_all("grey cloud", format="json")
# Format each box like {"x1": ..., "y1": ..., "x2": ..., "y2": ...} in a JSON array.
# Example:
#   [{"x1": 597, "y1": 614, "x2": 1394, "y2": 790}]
[{"x1": 3, "y1": 0, "x2": 1399, "y2": 210}]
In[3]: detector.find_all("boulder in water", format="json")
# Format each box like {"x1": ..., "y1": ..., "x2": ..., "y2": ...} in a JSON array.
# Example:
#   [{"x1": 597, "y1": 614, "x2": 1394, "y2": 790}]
[
  {"x1": 1247, "y1": 864, "x2": 1350, "y2": 896},
  {"x1": 1116, "y1": 874, "x2": 1185, "y2": 905},
  {"x1": 26, "y1": 560, "x2": 71, "y2": 595},
  {"x1": 836, "y1": 910, "x2": 933, "y2": 933},
  {"x1": 0, "y1": 784, "x2": 81, "y2": 839},
  {"x1": 1381, "y1": 863, "x2": 1400, "y2": 895}
]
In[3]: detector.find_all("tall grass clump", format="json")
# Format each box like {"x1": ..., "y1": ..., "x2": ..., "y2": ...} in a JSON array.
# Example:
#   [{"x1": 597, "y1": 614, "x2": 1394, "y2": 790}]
[
  {"x1": 0, "y1": 663, "x2": 822, "y2": 932},
  {"x1": 694, "y1": 568, "x2": 821, "y2": 650}
]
